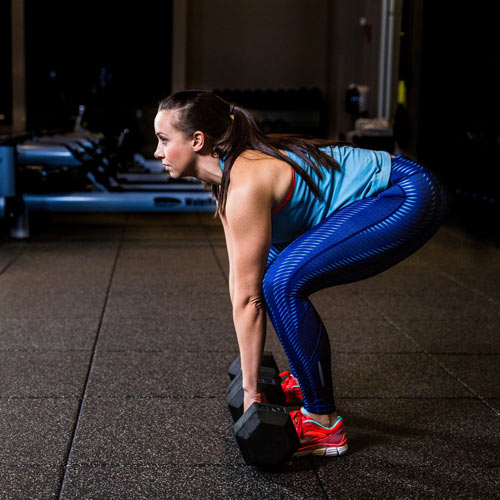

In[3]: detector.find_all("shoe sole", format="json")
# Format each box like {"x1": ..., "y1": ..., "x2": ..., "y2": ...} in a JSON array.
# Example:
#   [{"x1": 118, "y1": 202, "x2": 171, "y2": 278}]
[{"x1": 294, "y1": 442, "x2": 348, "y2": 458}]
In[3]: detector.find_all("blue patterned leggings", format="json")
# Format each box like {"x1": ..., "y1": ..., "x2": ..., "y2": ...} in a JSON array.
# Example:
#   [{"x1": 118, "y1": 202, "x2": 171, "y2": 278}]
[{"x1": 262, "y1": 155, "x2": 447, "y2": 414}]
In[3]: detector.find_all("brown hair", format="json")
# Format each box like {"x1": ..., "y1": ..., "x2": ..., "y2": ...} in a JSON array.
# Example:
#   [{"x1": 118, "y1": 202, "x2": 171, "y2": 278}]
[{"x1": 158, "y1": 89, "x2": 341, "y2": 215}]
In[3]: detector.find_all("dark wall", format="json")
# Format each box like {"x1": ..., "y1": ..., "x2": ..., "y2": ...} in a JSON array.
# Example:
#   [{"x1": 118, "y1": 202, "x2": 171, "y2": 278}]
[
  {"x1": 418, "y1": 4, "x2": 499, "y2": 189},
  {"x1": 0, "y1": 1, "x2": 12, "y2": 127},
  {"x1": 417, "y1": 3, "x2": 499, "y2": 238},
  {"x1": 25, "y1": 0, "x2": 172, "y2": 137}
]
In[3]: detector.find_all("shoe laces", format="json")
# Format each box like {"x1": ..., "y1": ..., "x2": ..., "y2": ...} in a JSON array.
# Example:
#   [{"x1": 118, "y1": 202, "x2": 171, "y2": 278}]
[{"x1": 280, "y1": 371, "x2": 298, "y2": 391}]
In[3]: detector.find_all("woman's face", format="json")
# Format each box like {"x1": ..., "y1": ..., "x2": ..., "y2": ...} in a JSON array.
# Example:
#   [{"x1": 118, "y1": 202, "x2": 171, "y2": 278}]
[{"x1": 154, "y1": 110, "x2": 195, "y2": 178}]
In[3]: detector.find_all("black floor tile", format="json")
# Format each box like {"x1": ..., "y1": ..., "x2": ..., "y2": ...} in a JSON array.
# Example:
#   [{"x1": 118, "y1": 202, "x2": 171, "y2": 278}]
[
  {"x1": 322, "y1": 318, "x2": 419, "y2": 353},
  {"x1": 110, "y1": 272, "x2": 228, "y2": 295},
  {"x1": 310, "y1": 290, "x2": 382, "y2": 321},
  {"x1": 68, "y1": 398, "x2": 245, "y2": 466},
  {"x1": 61, "y1": 463, "x2": 324, "y2": 500},
  {"x1": 0, "y1": 350, "x2": 91, "y2": 397},
  {"x1": 448, "y1": 272, "x2": 500, "y2": 303},
  {"x1": 98, "y1": 315, "x2": 236, "y2": 352},
  {"x1": 86, "y1": 350, "x2": 237, "y2": 397},
  {"x1": 486, "y1": 399, "x2": 500, "y2": 412},
  {"x1": 0, "y1": 297, "x2": 106, "y2": 322},
  {"x1": 120, "y1": 240, "x2": 214, "y2": 250},
  {"x1": 0, "y1": 215, "x2": 498, "y2": 498},
  {"x1": 25, "y1": 213, "x2": 126, "y2": 241},
  {"x1": 0, "y1": 256, "x2": 110, "y2": 319},
  {"x1": 406, "y1": 224, "x2": 499, "y2": 269},
  {"x1": 128, "y1": 213, "x2": 210, "y2": 226},
  {"x1": 103, "y1": 290, "x2": 232, "y2": 322},
  {"x1": 362, "y1": 290, "x2": 499, "y2": 324},
  {"x1": 332, "y1": 352, "x2": 470, "y2": 398},
  {"x1": 0, "y1": 465, "x2": 62, "y2": 499},
  {"x1": 341, "y1": 265, "x2": 458, "y2": 296},
  {"x1": 118, "y1": 245, "x2": 222, "y2": 270},
  {"x1": 205, "y1": 228, "x2": 226, "y2": 243},
  {"x1": 0, "y1": 398, "x2": 79, "y2": 464},
  {"x1": 400, "y1": 319, "x2": 500, "y2": 354},
  {"x1": 433, "y1": 354, "x2": 500, "y2": 398},
  {"x1": 316, "y1": 463, "x2": 499, "y2": 499},
  {"x1": 123, "y1": 226, "x2": 210, "y2": 242},
  {"x1": 333, "y1": 399, "x2": 499, "y2": 467},
  {"x1": 0, "y1": 316, "x2": 98, "y2": 350},
  {"x1": 212, "y1": 248, "x2": 229, "y2": 278},
  {"x1": 0, "y1": 242, "x2": 26, "y2": 270}
]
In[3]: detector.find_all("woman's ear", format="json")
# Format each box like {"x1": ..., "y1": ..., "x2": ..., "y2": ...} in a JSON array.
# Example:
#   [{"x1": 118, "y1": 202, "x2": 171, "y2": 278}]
[{"x1": 192, "y1": 131, "x2": 205, "y2": 152}]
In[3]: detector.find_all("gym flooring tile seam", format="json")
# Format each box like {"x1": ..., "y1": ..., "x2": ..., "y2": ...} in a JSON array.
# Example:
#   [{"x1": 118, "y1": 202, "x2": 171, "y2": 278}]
[
  {"x1": 57, "y1": 462, "x2": 319, "y2": 468},
  {"x1": 485, "y1": 398, "x2": 500, "y2": 411},
  {"x1": 0, "y1": 348, "x2": 94, "y2": 352},
  {"x1": 356, "y1": 296, "x2": 499, "y2": 410},
  {"x1": 0, "y1": 394, "x2": 480, "y2": 400},
  {"x1": 0, "y1": 395, "x2": 81, "y2": 400},
  {"x1": 0, "y1": 249, "x2": 26, "y2": 276},
  {"x1": 12, "y1": 347, "x2": 475, "y2": 354},
  {"x1": 437, "y1": 269, "x2": 500, "y2": 303},
  {"x1": 54, "y1": 231, "x2": 126, "y2": 496}
]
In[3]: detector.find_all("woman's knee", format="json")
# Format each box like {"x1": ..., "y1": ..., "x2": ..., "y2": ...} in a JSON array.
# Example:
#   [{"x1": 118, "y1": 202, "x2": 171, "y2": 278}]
[{"x1": 262, "y1": 264, "x2": 294, "y2": 305}]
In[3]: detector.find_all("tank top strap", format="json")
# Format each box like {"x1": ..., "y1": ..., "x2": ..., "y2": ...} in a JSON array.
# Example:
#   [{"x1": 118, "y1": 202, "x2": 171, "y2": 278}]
[{"x1": 271, "y1": 168, "x2": 296, "y2": 216}]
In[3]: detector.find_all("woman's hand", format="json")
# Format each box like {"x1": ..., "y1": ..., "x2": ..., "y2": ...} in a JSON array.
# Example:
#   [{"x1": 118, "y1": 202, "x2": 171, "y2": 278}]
[{"x1": 243, "y1": 389, "x2": 268, "y2": 413}]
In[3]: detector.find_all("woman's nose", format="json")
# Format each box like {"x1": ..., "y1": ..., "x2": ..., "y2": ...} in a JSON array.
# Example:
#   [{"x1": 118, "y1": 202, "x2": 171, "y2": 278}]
[{"x1": 154, "y1": 144, "x2": 163, "y2": 159}]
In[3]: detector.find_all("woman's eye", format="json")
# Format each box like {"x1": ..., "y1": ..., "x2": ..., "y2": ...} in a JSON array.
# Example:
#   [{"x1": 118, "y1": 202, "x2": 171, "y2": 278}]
[{"x1": 161, "y1": 138, "x2": 167, "y2": 144}]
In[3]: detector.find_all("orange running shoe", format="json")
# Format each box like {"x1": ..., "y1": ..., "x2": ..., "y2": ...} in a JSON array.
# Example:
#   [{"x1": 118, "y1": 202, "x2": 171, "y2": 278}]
[
  {"x1": 290, "y1": 407, "x2": 348, "y2": 457},
  {"x1": 280, "y1": 371, "x2": 304, "y2": 405}
]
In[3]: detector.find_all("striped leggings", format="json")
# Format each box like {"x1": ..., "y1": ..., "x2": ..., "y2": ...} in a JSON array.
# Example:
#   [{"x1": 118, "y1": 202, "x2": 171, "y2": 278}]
[{"x1": 262, "y1": 155, "x2": 448, "y2": 414}]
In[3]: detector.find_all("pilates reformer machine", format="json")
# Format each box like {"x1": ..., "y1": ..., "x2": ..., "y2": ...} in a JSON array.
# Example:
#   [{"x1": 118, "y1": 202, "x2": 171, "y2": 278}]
[{"x1": 0, "y1": 126, "x2": 216, "y2": 239}]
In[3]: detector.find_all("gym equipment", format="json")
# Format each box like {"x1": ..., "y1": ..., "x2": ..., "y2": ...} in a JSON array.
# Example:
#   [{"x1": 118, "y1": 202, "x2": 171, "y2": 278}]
[
  {"x1": 228, "y1": 350, "x2": 279, "y2": 381},
  {"x1": 233, "y1": 402, "x2": 300, "y2": 468},
  {"x1": 227, "y1": 351, "x2": 299, "y2": 468},
  {"x1": 226, "y1": 369, "x2": 285, "y2": 422},
  {"x1": 0, "y1": 128, "x2": 217, "y2": 238}
]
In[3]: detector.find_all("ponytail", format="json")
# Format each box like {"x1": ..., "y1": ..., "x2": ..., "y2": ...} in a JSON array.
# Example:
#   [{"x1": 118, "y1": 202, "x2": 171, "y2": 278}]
[{"x1": 158, "y1": 89, "x2": 341, "y2": 215}]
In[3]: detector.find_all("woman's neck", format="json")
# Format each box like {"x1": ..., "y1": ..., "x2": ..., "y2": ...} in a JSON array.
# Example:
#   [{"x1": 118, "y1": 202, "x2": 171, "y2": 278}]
[{"x1": 193, "y1": 153, "x2": 223, "y2": 185}]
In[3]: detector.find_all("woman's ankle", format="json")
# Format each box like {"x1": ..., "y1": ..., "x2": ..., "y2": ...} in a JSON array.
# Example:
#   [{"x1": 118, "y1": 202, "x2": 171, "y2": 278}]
[{"x1": 307, "y1": 410, "x2": 338, "y2": 427}]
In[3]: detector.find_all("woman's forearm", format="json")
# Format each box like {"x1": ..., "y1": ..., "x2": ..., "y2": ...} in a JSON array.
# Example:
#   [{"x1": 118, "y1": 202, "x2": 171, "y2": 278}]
[
  {"x1": 228, "y1": 270, "x2": 234, "y2": 305},
  {"x1": 232, "y1": 295, "x2": 267, "y2": 395}
]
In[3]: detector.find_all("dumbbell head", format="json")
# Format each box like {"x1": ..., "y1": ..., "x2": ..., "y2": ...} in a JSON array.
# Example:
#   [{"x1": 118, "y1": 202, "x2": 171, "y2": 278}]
[
  {"x1": 228, "y1": 351, "x2": 279, "y2": 381},
  {"x1": 226, "y1": 368, "x2": 285, "y2": 422},
  {"x1": 234, "y1": 402, "x2": 300, "y2": 468}
]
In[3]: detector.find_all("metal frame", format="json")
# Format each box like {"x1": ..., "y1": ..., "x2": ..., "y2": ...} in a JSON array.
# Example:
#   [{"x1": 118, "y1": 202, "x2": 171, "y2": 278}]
[{"x1": 1, "y1": 142, "x2": 216, "y2": 239}]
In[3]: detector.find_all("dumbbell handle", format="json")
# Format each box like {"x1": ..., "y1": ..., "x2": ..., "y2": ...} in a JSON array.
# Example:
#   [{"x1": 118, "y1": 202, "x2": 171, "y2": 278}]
[
  {"x1": 227, "y1": 371, "x2": 285, "y2": 422},
  {"x1": 228, "y1": 351, "x2": 279, "y2": 381}
]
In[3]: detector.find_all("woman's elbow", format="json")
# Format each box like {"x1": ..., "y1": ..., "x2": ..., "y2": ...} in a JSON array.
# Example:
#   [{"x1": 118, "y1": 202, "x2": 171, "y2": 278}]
[{"x1": 234, "y1": 293, "x2": 266, "y2": 312}]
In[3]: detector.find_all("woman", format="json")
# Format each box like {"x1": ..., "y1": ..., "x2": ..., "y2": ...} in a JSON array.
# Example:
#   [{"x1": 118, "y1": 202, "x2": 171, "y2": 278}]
[{"x1": 153, "y1": 89, "x2": 447, "y2": 458}]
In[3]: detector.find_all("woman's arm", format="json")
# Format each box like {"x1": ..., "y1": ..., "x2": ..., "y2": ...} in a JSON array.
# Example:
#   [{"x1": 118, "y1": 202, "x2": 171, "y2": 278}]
[
  {"x1": 224, "y1": 161, "x2": 273, "y2": 412},
  {"x1": 219, "y1": 215, "x2": 234, "y2": 304}
]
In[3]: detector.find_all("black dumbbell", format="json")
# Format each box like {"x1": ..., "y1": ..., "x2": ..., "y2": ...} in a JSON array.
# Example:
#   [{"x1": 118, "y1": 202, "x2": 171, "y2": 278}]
[
  {"x1": 226, "y1": 368, "x2": 285, "y2": 422},
  {"x1": 234, "y1": 402, "x2": 300, "y2": 468},
  {"x1": 228, "y1": 350, "x2": 279, "y2": 381}
]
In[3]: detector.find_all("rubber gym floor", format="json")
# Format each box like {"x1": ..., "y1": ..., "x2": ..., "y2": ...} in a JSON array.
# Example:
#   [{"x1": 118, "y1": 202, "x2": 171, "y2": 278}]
[{"x1": 0, "y1": 211, "x2": 498, "y2": 499}]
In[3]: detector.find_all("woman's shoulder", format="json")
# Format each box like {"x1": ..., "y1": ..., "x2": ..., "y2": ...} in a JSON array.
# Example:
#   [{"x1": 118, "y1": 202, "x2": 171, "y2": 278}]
[
  {"x1": 228, "y1": 150, "x2": 290, "y2": 201},
  {"x1": 234, "y1": 149, "x2": 278, "y2": 164},
  {"x1": 231, "y1": 150, "x2": 285, "y2": 180}
]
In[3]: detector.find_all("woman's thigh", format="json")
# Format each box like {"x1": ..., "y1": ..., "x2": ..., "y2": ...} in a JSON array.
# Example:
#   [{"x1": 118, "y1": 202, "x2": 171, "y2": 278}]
[{"x1": 263, "y1": 157, "x2": 447, "y2": 301}]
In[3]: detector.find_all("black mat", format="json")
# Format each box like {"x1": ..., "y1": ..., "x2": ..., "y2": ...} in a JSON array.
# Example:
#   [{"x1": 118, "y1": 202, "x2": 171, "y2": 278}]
[{"x1": 0, "y1": 213, "x2": 498, "y2": 498}]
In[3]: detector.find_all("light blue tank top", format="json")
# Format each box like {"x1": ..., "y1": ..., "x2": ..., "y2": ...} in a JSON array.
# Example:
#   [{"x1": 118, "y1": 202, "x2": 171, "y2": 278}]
[{"x1": 219, "y1": 145, "x2": 392, "y2": 244}]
